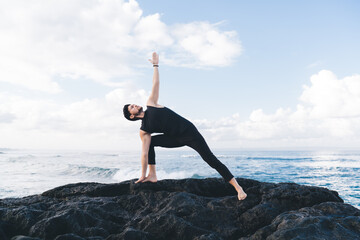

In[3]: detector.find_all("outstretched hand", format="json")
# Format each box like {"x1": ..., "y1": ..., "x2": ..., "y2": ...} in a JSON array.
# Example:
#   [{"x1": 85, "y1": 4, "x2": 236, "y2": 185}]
[{"x1": 148, "y1": 52, "x2": 159, "y2": 65}]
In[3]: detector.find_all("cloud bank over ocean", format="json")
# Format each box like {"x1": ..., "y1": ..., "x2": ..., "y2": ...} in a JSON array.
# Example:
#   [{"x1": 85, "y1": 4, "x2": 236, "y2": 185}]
[
  {"x1": 0, "y1": 0, "x2": 359, "y2": 150},
  {"x1": 1, "y1": 69, "x2": 359, "y2": 150},
  {"x1": 195, "y1": 70, "x2": 360, "y2": 149}
]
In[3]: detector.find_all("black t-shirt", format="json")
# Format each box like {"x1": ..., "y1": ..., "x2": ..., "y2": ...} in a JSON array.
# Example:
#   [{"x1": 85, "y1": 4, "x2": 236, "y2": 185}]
[{"x1": 140, "y1": 106, "x2": 194, "y2": 136}]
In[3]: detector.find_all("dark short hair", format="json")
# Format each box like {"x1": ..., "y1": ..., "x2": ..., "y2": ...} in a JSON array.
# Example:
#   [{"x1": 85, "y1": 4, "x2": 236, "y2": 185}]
[{"x1": 123, "y1": 104, "x2": 139, "y2": 121}]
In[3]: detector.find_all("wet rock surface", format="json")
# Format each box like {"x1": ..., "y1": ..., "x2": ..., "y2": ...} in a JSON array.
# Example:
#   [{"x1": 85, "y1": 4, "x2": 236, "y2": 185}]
[{"x1": 0, "y1": 178, "x2": 359, "y2": 240}]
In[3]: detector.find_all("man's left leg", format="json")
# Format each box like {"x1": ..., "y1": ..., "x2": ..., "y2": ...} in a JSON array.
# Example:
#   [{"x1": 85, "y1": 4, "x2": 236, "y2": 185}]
[
  {"x1": 184, "y1": 130, "x2": 247, "y2": 200},
  {"x1": 185, "y1": 133, "x2": 234, "y2": 182}
]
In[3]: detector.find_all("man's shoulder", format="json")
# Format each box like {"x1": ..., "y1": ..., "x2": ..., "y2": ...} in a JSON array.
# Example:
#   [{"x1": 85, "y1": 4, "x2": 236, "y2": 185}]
[
  {"x1": 146, "y1": 99, "x2": 164, "y2": 108},
  {"x1": 146, "y1": 104, "x2": 165, "y2": 109}
]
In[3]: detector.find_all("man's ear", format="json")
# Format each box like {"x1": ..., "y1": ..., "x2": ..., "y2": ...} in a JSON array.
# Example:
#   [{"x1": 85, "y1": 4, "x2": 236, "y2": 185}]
[{"x1": 130, "y1": 115, "x2": 134, "y2": 119}]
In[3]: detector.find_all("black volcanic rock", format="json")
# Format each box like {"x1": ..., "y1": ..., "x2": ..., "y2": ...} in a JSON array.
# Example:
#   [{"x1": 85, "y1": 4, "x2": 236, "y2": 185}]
[
  {"x1": 242, "y1": 202, "x2": 360, "y2": 240},
  {"x1": 0, "y1": 178, "x2": 359, "y2": 240}
]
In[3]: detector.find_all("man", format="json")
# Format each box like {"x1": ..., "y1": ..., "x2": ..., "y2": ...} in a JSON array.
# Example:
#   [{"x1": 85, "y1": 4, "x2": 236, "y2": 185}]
[{"x1": 123, "y1": 52, "x2": 247, "y2": 200}]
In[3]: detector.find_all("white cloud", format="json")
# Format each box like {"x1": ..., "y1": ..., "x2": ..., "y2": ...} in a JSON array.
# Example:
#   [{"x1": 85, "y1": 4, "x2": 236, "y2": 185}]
[
  {"x1": 194, "y1": 70, "x2": 360, "y2": 149},
  {"x1": 168, "y1": 22, "x2": 242, "y2": 67},
  {"x1": 0, "y1": 84, "x2": 148, "y2": 150},
  {"x1": 133, "y1": 13, "x2": 173, "y2": 50},
  {"x1": 300, "y1": 70, "x2": 360, "y2": 118},
  {"x1": 0, "y1": 0, "x2": 242, "y2": 93}
]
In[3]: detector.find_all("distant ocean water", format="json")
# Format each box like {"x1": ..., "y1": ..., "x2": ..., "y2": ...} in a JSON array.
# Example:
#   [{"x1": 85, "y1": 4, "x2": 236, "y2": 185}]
[{"x1": 0, "y1": 149, "x2": 359, "y2": 209}]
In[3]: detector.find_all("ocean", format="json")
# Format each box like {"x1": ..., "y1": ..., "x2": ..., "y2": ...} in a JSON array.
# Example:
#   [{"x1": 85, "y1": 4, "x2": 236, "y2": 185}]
[{"x1": 0, "y1": 149, "x2": 359, "y2": 209}]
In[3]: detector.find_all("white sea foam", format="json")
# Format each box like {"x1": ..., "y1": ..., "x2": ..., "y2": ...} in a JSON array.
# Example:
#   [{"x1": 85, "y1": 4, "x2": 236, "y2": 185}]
[
  {"x1": 0, "y1": 149, "x2": 359, "y2": 209},
  {"x1": 61, "y1": 164, "x2": 119, "y2": 178},
  {"x1": 112, "y1": 168, "x2": 140, "y2": 182},
  {"x1": 180, "y1": 154, "x2": 199, "y2": 159},
  {"x1": 112, "y1": 168, "x2": 197, "y2": 182},
  {"x1": 156, "y1": 169, "x2": 196, "y2": 180}
]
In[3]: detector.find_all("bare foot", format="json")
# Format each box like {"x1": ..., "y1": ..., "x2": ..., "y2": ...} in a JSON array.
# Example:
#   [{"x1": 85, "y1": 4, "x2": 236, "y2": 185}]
[
  {"x1": 135, "y1": 176, "x2": 146, "y2": 184},
  {"x1": 142, "y1": 175, "x2": 158, "y2": 183},
  {"x1": 237, "y1": 188, "x2": 247, "y2": 201}
]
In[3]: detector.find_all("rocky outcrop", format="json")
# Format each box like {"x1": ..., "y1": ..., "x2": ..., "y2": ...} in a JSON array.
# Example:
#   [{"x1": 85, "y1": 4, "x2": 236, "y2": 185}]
[{"x1": 0, "y1": 178, "x2": 359, "y2": 240}]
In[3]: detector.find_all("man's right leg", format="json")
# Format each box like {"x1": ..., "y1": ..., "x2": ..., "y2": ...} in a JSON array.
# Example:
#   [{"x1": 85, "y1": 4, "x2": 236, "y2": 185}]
[
  {"x1": 144, "y1": 134, "x2": 184, "y2": 182},
  {"x1": 148, "y1": 134, "x2": 185, "y2": 164}
]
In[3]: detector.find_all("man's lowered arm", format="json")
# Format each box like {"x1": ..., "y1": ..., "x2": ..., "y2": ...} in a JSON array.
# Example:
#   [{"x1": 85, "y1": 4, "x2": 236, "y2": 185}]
[{"x1": 135, "y1": 130, "x2": 151, "y2": 183}]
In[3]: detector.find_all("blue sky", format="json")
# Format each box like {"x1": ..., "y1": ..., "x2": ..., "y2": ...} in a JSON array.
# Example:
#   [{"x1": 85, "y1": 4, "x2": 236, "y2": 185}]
[
  {"x1": 0, "y1": 0, "x2": 359, "y2": 150},
  {"x1": 138, "y1": 0, "x2": 360, "y2": 119}
]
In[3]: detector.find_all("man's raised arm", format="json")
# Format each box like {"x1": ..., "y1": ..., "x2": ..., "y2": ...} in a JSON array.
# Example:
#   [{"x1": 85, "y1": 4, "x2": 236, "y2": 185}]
[{"x1": 147, "y1": 52, "x2": 160, "y2": 106}]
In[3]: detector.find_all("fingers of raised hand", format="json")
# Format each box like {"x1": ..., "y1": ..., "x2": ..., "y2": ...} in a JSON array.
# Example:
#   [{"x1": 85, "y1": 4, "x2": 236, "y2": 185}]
[{"x1": 152, "y1": 52, "x2": 159, "y2": 64}]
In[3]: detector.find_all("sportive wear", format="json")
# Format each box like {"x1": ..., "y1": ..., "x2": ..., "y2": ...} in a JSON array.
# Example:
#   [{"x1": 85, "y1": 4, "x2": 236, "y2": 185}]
[
  {"x1": 140, "y1": 106, "x2": 234, "y2": 182},
  {"x1": 141, "y1": 106, "x2": 193, "y2": 136}
]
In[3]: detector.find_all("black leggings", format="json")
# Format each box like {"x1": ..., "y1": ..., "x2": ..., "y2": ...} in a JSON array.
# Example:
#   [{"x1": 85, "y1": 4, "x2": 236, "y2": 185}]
[{"x1": 148, "y1": 127, "x2": 234, "y2": 182}]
